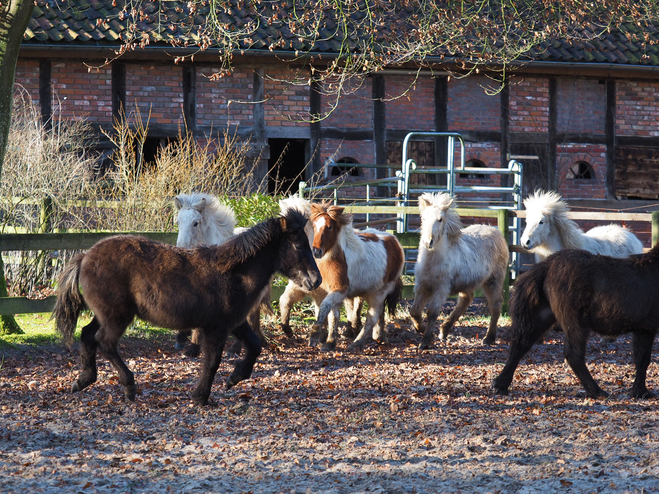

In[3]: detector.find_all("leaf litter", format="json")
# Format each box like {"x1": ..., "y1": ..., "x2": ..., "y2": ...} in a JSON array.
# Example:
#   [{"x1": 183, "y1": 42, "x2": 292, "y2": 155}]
[{"x1": 0, "y1": 303, "x2": 658, "y2": 493}]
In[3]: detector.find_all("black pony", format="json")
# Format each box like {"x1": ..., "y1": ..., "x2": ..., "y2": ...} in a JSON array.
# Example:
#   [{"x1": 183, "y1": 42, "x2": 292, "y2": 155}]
[
  {"x1": 54, "y1": 209, "x2": 321, "y2": 405},
  {"x1": 493, "y1": 245, "x2": 658, "y2": 399}
]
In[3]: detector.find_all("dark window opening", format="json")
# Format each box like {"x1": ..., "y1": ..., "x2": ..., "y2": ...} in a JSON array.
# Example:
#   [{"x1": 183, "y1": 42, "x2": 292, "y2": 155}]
[
  {"x1": 331, "y1": 157, "x2": 360, "y2": 176},
  {"x1": 566, "y1": 161, "x2": 595, "y2": 180},
  {"x1": 268, "y1": 138, "x2": 308, "y2": 195},
  {"x1": 459, "y1": 159, "x2": 487, "y2": 179}
]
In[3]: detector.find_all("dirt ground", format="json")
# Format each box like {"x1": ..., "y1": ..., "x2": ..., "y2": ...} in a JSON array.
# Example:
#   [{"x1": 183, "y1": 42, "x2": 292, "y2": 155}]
[{"x1": 1, "y1": 304, "x2": 658, "y2": 494}]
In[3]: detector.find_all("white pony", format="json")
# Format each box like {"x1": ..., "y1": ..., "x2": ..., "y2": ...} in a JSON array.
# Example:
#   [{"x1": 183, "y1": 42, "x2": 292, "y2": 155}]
[
  {"x1": 175, "y1": 192, "x2": 237, "y2": 248},
  {"x1": 410, "y1": 192, "x2": 510, "y2": 347},
  {"x1": 174, "y1": 192, "x2": 271, "y2": 356},
  {"x1": 277, "y1": 196, "x2": 364, "y2": 346},
  {"x1": 520, "y1": 190, "x2": 643, "y2": 260}
]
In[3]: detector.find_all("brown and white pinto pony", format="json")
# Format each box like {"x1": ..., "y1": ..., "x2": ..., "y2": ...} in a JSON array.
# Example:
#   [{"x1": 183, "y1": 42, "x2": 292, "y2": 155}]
[
  {"x1": 278, "y1": 196, "x2": 363, "y2": 343},
  {"x1": 309, "y1": 202, "x2": 404, "y2": 351}
]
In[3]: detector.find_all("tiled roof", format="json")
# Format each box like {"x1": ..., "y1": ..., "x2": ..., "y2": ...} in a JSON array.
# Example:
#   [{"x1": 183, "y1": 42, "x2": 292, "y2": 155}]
[{"x1": 23, "y1": 0, "x2": 659, "y2": 68}]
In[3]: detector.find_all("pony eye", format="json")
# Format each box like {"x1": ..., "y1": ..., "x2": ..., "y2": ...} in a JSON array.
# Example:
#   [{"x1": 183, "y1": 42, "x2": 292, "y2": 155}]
[
  {"x1": 193, "y1": 221, "x2": 199, "y2": 227},
  {"x1": 539, "y1": 220, "x2": 545, "y2": 225}
]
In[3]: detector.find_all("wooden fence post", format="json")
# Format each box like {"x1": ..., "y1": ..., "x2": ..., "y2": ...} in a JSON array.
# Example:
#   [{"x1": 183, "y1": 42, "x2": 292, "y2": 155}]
[
  {"x1": 652, "y1": 211, "x2": 659, "y2": 247},
  {"x1": 497, "y1": 209, "x2": 510, "y2": 315},
  {"x1": 39, "y1": 196, "x2": 53, "y2": 234}
]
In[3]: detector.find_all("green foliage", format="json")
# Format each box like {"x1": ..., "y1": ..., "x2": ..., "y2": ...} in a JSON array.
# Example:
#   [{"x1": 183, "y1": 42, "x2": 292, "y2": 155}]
[{"x1": 226, "y1": 194, "x2": 281, "y2": 227}]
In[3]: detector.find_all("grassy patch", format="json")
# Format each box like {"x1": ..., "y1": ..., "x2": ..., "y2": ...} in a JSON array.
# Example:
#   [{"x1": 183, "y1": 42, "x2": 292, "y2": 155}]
[{"x1": 0, "y1": 313, "x2": 172, "y2": 351}]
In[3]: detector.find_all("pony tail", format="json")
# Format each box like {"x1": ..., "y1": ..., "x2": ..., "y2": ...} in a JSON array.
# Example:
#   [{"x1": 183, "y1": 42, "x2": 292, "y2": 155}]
[
  {"x1": 509, "y1": 262, "x2": 551, "y2": 341},
  {"x1": 385, "y1": 277, "x2": 403, "y2": 318},
  {"x1": 52, "y1": 254, "x2": 86, "y2": 346}
]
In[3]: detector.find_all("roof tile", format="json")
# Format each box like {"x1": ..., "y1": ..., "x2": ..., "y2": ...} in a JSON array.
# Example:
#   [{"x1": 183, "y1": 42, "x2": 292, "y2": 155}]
[{"x1": 21, "y1": 0, "x2": 659, "y2": 68}]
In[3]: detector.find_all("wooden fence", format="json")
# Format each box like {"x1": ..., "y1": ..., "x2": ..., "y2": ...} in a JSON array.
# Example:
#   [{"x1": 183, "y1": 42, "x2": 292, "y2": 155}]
[{"x1": 1, "y1": 207, "x2": 658, "y2": 316}]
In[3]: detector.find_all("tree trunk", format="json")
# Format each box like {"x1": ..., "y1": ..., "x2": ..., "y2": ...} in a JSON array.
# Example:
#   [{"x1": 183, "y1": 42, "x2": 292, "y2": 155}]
[{"x1": 0, "y1": 0, "x2": 35, "y2": 335}]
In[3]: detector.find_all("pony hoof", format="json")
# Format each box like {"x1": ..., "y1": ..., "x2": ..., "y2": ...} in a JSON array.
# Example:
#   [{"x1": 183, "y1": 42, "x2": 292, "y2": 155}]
[
  {"x1": 280, "y1": 324, "x2": 294, "y2": 338},
  {"x1": 631, "y1": 389, "x2": 654, "y2": 399},
  {"x1": 184, "y1": 345, "x2": 201, "y2": 358},
  {"x1": 174, "y1": 341, "x2": 185, "y2": 350},
  {"x1": 71, "y1": 381, "x2": 82, "y2": 393},
  {"x1": 226, "y1": 373, "x2": 244, "y2": 390},
  {"x1": 347, "y1": 342, "x2": 364, "y2": 352},
  {"x1": 191, "y1": 390, "x2": 209, "y2": 406},
  {"x1": 482, "y1": 336, "x2": 496, "y2": 346},
  {"x1": 124, "y1": 385, "x2": 137, "y2": 402},
  {"x1": 320, "y1": 341, "x2": 336, "y2": 352},
  {"x1": 492, "y1": 386, "x2": 509, "y2": 396}
]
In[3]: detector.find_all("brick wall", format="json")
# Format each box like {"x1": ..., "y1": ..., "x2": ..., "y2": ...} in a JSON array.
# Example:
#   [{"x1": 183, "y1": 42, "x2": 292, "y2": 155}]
[
  {"x1": 264, "y1": 67, "x2": 310, "y2": 127},
  {"x1": 197, "y1": 66, "x2": 253, "y2": 128},
  {"x1": 556, "y1": 144, "x2": 607, "y2": 199},
  {"x1": 386, "y1": 75, "x2": 434, "y2": 131},
  {"x1": 125, "y1": 64, "x2": 184, "y2": 126},
  {"x1": 447, "y1": 76, "x2": 500, "y2": 132},
  {"x1": 13, "y1": 60, "x2": 40, "y2": 107},
  {"x1": 509, "y1": 77, "x2": 549, "y2": 133},
  {"x1": 322, "y1": 78, "x2": 373, "y2": 129},
  {"x1": 557, "y1": 78, "x2": 606, "y2": 135},
  {"x1": 616, "y1": 80, "x2": 659, "y2": 136},
  {"x1": 51, "y1": 62, "x2": 112, "y2": 123}
]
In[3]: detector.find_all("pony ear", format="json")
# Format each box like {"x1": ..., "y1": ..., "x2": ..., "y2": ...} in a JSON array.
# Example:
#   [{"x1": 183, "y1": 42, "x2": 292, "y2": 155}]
[
  {"x1": 328, "y1": 206, "x2": 345, "y2": 217},
  {"x1": 418, "y1": 195, "x2": 432, "y2": 212},
  {"x1": 174, "y1": 197, "x2": 183, "y2": 210},
  {"x1": 195, "y1": 198, "x2": 207, "y2": 213}
]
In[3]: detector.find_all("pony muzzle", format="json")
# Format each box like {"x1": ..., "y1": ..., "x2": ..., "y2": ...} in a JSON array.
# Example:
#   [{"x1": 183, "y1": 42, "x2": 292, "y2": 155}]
[
  {"x1": 304, "y1": 269, "x2": 322, "y2": 291},
  {"x1": 313, "y1": 247, "x2": 324, "y2": 259}
]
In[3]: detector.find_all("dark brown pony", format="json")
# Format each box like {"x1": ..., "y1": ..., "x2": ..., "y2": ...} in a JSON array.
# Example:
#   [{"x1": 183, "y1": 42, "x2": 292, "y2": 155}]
[
  {"x1": 493, "y1": 245, "x2": 658, "y2": 399},
  {"x1": 53, "y1": 210, "x2": 321, "y2": 405}
]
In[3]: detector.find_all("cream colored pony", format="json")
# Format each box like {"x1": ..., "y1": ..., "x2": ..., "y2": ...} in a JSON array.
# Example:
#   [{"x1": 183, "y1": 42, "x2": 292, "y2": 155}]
[
  {"x1": 410, "y1": 192, "x2": 509, "y2": 347},
  {"x1": 520, "y1": 190, "x2": 643, "y2": 260}
]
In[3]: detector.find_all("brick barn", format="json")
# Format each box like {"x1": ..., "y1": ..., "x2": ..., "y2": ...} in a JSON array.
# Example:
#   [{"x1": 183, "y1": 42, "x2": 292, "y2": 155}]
[{"x1": 15, "y1": 0, "x2": 659, "y2": 242}]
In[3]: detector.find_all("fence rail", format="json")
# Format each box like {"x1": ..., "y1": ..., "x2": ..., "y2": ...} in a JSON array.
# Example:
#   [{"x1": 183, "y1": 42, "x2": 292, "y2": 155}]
[{"x1": 1, "y1": 207, "x2": 658, "y2": 316}]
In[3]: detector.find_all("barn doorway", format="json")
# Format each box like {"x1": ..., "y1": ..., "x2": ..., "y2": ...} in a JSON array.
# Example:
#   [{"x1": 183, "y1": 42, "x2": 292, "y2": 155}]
[{"x1": 267, "y1": 139, "x2": 308, "y2": 195}]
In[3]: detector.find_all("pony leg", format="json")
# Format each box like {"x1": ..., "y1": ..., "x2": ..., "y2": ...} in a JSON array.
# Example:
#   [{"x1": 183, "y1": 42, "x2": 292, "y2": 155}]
[
  {"x1": 72, "y1": 318, "x2": 101, "y2": 394},
  {"x1": 343, "y1": 297, "x2": 363, "y2": 339},
  {"x1": 481, "y1": 282, "x2": 504, "y2": 346},
  {"x1": 321, "y1": 306, "x2": 342, "y2": 351},
  {"x1": 439, "y1": 291, "x2": 473, "y2": 341},
  {"x1": 184, "y1": 329, "x2": 202, "y2": 358},
  {"x1": 310, "y1": 291, "x2": 345, "y2": 347},
  {"x1": 418, "y1": 288, "x2": 450, "y2": 349},
  {"x1": 192, "y1": 329, "x2": 228, "y2": 406},
  {"x1": 175, "y1": 329, "x2": 191, "y2": 350},
  {"x1": 349, "y1": 295, "x2": 384, "y2": 351},
  {"x1": 227, "y1": 306, "x2": 265, "y2": 356},
  {"x1": 492, "y1": 319, "x2": 552, "y2": 395},
  {"x1": 226, "y1": 321, "x2": 263, "y2": 390},
  {"x1": 95, "y1": 321, "x2": 137, "y2": 402},
  {"x1": 631, "y1": 331, "x2": 655, "y2": 399},
  {"x1": 279, "y1": 281, "x2": 307, "y2": 337},
  {"x1": 409, "y1": 290, "x2": 430, "y2": 335},
  {"x1": 563, "y1": 328, "x2": 608, "y2": 398}
]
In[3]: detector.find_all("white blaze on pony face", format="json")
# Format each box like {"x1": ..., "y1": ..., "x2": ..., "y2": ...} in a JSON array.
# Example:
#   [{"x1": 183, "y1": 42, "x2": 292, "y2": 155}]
[{"x1": 312, "y1": 215, "x2": 333, "y2": 259}]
